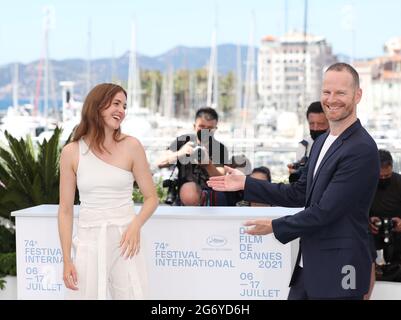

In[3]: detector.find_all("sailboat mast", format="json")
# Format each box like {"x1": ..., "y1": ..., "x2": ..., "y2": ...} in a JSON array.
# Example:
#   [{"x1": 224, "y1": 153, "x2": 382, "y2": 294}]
[
  {"x1": 43, "y1": 8, "x2": 50, "y2": 118},
  {"x1": 166, "y1": 66, "x2": 174, "y2": 118},
  {"x1": 206, "y1": 28, "x2": 217, "y2": 108},
  {"x1": 150, "y1": 76, "x2": 157, "y2": 115},
  {"x1": 12, "y1": 63, "x2": 19, "y2": 108},
  {"x1": 207, "y1": 5, "x2": 218, "y2": 110},
  {"x1": 86, "y1": 19, "x2": 92, "y2": 93},
  {"x1": 111, "y1": 40, "x2": 116, "y2": 83},
  {"x1": 127, "y1": 21, "x2": 141, "y2": 114},
  {"x1": 243, "y1": 13, "x2": 256, "y2": 130},
  {"x1": 301, "y1": 0, "x2": 309, "y2": 122},
  {"x1": 236, "y1": 44, "x2": 242, "y2": 112},
  {"x1": 188, "y1": 71, "x2": 196, "y2": 119}
]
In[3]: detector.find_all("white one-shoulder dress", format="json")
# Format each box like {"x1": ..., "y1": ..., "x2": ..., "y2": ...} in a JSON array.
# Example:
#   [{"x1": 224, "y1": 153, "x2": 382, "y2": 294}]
[{"x1": 65, "y1": 139, "x2": 148, "y2": 300}]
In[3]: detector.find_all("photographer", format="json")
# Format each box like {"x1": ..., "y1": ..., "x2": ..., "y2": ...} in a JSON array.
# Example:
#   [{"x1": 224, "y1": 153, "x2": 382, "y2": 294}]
[
  {"x1": 216, "y1": 166, "x2": 272, "y2": 207},
  {"x1": 157, "y1": 107, "x2": 229, "y2": 206},
  {"x1": 288, "y1": 101, "x2": 329, "y2": 183},
  {"x1": 230, "y1": 154, "x2": 252, "y2": 175},
  {"x1": 369, "y1": 149, "x2": 401, "y2": 267},
  {"x1": 236, "y1": 166, "x2": 272, "y2": 207}
]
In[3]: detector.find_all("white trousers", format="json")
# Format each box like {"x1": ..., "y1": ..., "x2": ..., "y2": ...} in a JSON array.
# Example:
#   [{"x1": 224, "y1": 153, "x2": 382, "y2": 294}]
[{"x1": 65, "y1": 204, "x2": 148, "y2": 300}]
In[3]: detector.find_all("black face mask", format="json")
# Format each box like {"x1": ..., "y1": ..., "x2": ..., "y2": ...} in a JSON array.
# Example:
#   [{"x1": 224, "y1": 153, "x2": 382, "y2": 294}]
[
  {"x1": 196, "y1": 129, "x2": 214, "y2": 144},
  {"x1": 310, "y1": 129, "x2": 327, "y2": 141},
  {"x1": 196, "y1": 130, "x2": 202, "y2": 141},
  {"x1": 378, "y1": 178, "x2": 392, "y2": 190}
]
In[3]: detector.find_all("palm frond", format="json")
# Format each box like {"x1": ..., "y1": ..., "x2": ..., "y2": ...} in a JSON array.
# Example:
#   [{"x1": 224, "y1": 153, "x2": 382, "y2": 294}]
[
  {"x1": 37, "y1": 127, "x2": 62, "y2": 202},
  {"x1": 0, "y1": 129, "x2": 63, "y2": 218}
]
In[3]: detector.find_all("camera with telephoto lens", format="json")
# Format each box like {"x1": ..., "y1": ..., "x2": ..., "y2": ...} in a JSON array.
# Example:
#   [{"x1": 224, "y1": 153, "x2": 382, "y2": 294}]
[
  {"x1": 162, "y1": 179, "x2": 178, "y2": 205},
  {"x1": 374, "y1": 217, "x2": 396, "y2": 245},
  {"x1": 192, "y1": 145, "x2": 208, "y2": 164},
  {"x1": 289, "y1": 156, "x2": 308, "y2": 183},
  {"x1": 292, "y1": 156, "x2": 307, "y2": 170},
  {"x1": 373, "y1": 217, "x2": 401, "y2": 281}
]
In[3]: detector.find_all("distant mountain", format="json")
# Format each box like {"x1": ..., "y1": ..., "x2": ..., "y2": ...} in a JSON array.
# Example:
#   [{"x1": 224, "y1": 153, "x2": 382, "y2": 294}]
[
  {"x1": 334, "y1": 53, "x2": 352, "y2": 64},
  {"x1": 0, "y1": 44, "x2": 252, "y2": 101}
]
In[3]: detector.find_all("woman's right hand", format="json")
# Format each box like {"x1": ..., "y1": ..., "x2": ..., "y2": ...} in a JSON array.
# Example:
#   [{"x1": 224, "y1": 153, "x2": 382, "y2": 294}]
[{"x1": 63, "y1": 260, "x2": 78, "y2": 290}]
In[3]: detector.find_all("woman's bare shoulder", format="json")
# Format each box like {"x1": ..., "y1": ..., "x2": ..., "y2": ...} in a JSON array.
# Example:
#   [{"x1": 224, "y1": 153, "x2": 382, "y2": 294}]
[
  {"x1": 61, "y1": 141, "x2": 79, "y2": 158},
  {"x1": 120, "y1": 134, "x2": 143, "y2": 148}
]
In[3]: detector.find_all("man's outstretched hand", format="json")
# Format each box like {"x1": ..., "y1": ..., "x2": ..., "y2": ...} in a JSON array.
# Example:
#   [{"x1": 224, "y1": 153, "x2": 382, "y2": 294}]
[
  {"x1": 207, "y1": 166, "x2": 246, "y2": 192},
  {"x1": 244, "y1": 219, "x2": 273, "y2": 235}
]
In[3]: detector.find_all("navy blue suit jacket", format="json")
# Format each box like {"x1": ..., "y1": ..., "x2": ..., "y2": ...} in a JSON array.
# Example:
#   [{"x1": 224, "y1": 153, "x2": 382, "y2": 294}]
[{"x1": 244, "y1": 119, "x2": 380, "y2": 298}]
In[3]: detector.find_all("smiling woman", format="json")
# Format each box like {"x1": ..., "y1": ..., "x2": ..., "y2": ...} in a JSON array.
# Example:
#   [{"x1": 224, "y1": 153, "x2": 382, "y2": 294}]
[
  {"x1": 57, "y1": 83, "x2": 159, "y2": 300},
  {"x1": 103, "y1": 94, "x2": 127, "y2": 129},
  {"x1": 72, "y1": 84, "x2": 128, "y2": 153}
]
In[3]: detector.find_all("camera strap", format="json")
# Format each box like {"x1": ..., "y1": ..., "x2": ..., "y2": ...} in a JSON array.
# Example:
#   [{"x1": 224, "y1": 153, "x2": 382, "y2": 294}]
[
  {"x1": 167, "y1": 164, "x2": 178, "y2": 180},
  {"x1": 300, "y1": 139, "x2": 309, "y2": 158}
]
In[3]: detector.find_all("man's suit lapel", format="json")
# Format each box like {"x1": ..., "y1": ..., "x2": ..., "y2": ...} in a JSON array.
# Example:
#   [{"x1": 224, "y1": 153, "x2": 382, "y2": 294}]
[
  {"x1": 306, "y1": 120, "x2": 362, "y2": 204},
  {"x1": 306, "y1": 138, "x2": 343, "y2": 203},
  {"x1": 306, "y1": 134, "x2": 326, "y2": 198}
]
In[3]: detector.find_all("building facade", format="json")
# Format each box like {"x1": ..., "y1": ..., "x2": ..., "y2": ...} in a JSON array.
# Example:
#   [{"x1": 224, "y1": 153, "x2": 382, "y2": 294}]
[
  {"x1": 355, "y1": 40, "x2": 401, "y2": 140},
  {"x1": 257, "y1": 31, "x2": 336, "y2": 117}
]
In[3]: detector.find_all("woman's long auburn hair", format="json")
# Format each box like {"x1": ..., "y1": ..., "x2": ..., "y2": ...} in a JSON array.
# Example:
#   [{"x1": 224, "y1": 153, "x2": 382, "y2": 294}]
[{"x1": 72, "y1": 83, "x2": 127, "y2": 153}]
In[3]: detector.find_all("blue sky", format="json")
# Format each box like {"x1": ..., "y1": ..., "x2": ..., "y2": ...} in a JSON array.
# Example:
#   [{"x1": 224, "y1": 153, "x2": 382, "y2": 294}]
[{"x1": 0, "y1": 0, "x2": 400, "y2": 65}]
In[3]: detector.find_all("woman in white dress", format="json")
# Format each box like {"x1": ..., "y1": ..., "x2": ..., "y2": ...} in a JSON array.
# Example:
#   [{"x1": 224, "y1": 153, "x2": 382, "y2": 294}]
[{"x1": 58, "y1": 83, "x2": 158, "y2": 299}]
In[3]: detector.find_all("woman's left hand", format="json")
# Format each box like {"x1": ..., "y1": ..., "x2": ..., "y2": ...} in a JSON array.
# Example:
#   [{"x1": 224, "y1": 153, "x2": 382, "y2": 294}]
[{"x1": 120, "y1": 219, "x2": 141, "y2": 259}]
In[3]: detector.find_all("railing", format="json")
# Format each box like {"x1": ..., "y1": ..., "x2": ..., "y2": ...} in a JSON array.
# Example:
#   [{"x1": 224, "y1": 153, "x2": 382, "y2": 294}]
[
  {"x1": 0, "y1": 110, "x2": 6, "y2": 121},
  {"x1": 140, "y1": 137, "x2": 401, "y2": 182},
  {"x1": 3, "y1": 133, "x2": 401, "y2": 182},
  {"x1": 148, "y1": 146, "x2": 297, "y2": 182}
]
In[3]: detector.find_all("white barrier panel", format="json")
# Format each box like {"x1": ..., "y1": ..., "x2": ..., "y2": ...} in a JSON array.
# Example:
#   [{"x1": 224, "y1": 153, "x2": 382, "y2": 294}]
[{"x1": 12, "y1": 205, "x2": 301, "y2": 300}]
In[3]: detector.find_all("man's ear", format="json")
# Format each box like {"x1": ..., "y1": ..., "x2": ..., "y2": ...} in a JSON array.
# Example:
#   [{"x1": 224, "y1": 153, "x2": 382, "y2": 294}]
[{"x1": 355, "y1": 88, "x2": 362, "y2": 104}]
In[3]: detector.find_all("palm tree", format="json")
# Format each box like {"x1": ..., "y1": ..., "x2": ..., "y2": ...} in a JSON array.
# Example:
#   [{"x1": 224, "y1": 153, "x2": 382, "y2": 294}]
[
  {"x1": 0, "y1": 127, "x2": 63, "y2": 221},
  {"x1": 0, "y1": 127, "x2": 65, "y2": 287}
]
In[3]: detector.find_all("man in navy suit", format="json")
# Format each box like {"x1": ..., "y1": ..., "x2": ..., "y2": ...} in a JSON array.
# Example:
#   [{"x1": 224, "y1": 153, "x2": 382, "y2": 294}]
[{"x1": 207, "y1": 63, "x2": 380, "y2": 300}]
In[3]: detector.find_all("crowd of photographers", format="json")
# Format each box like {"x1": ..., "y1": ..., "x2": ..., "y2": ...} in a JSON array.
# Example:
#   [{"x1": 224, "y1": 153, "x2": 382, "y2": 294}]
[
  {"x1": 156, "y1": 104, "x2": 401, "y2": 286},
  {"x1": 368, "y1": 149, "x2": 401, "y2": 282}
]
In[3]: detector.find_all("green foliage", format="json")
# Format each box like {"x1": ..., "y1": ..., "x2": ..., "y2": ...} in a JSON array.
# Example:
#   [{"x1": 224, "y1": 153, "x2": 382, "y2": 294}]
[
  {"x1": 0, "y1": 253, "x2": 16, "y2": 277},
  {"x1": 0, "y1": 278, "x2": 4, "y2": 290},
  {"x1": 132, "y1": 183, "x2": 144, "y2": 203},
  {"x1": 0, "y1": 128, "x2": 64, "y2": 283},
  {"x1": 141, "y1": 71, "x2": 162, "y2": 109},
  {"x1": 156, "y1": 177, "x2": 167, "y2": 203},
  {"x1": 120, "y1": 68, "x2": 236, "y2": 119},
  {"x1": 219, "y1": 71, "x2": 236, "y2": 115},
  {"x1": 132, "y1": 178, "x2": 167, "y2": 204},
  {"x1": 0, "y1": 252, "x2": 17, "y2": 290},
  {"x1": 0, "y1": 127, "x2": 63, "y2": 221},
  {"x1": 0, "y1": 226, "x2": 15, "y2": 253}
]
